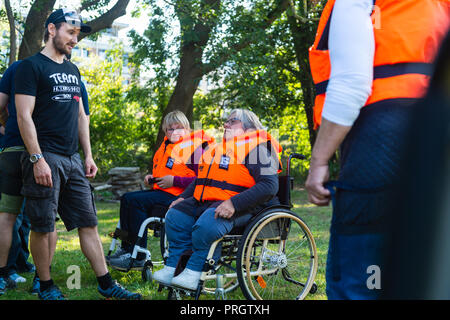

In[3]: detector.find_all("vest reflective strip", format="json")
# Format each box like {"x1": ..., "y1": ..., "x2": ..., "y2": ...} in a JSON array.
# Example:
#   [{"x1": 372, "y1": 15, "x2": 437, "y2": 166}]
[
  {"x1": 373, "y1": 62, "x2": 433, "y2": 79},
  {"x1": 195, "y1": 178, "x2": 250, "y2": 194},
  {"x1": 314, "y1": 62, "x2": 433, "y2": 95},
  {"x1": 315, "y1": 80, "x2": 329, "y2": 96}
]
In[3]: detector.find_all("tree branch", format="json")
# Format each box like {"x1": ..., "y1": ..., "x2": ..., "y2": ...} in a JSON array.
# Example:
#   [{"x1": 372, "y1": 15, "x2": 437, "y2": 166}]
[
  {"x1": 4, "y1": 0, "x2": 17, "y2": 64},
  {"x1": 18, "y1": 0, "x2": 56, "y2": 59},
  {"x1": 201, "y1": 0, "x2": 291, "y2": 75},
  {"x1": 287, "y1": 0, "x2": 319, "y2": 24},
  {"x1": 78, "y1": 0, "x2": 131, "y2": 42}
]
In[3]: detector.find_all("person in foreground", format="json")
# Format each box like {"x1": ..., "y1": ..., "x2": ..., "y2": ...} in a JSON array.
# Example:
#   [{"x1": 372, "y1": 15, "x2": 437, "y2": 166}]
[
  {"x1": 15, "y1": 8, "x2": 141, "y2": 300},
  {"x1": 305, "y1": 0, "x2": 449, "y2": 299}
]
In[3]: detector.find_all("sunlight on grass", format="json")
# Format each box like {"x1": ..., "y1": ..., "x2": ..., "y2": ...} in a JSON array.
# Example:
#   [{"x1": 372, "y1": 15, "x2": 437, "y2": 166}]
[{"x1": 0, "y1": 188, "x2": 332, "y2": 301}]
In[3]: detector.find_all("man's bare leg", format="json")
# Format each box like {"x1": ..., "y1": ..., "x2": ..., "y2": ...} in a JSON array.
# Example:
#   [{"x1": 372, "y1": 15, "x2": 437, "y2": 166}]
[
  {"x1": 48, "y1": 227, "x2": 57, "y2": 267},
  {"x1": 78, "y1": 226, "x2": 141, "y2": 299},
  {"x1": 78, "y1": 226, "x2": 108, "y2": 276},
  {"x1": 30, "y1": 231, "x2": 53, "y2": 281},
  {"x1": 0, "y1": 212, "x2": 18, "y2": 269},
  {"x1": 0, "y1": 212, "x2": 18, "y2": 293}
]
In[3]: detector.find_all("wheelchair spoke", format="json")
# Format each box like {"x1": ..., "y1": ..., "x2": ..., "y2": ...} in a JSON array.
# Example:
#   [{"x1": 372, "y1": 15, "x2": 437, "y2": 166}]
[
  {"x1": 285, "y1": 236, "x2": 310, "y2": 258},
  {"x1": 237, "y1": 211, "x2": 318, "y2": 300}
]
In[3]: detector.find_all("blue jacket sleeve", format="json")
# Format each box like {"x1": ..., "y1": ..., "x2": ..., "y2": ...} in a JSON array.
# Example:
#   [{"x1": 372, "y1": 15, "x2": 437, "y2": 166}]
[{"x1": 80, "y1": 81, "x2": 89, "y2": 116}]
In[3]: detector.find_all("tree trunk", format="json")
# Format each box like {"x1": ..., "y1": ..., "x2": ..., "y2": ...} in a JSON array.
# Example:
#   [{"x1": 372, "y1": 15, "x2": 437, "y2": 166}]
[
  {"x1": 152, "y1": 0, "x2": 291, "y2": 155},
  {"x1": 152, "y1": 0, "x2": 220, "y2": 152},
  {"x1": 154, "y1": 48, "x2": 205, "y2": 148},
  {"x1": 5, "y1": 0, "x2": 17, "y2": 64},
  {"x1": 18, "y1": 0, "x2": 56, "y2": 60},
  {"x1": 287, "y1": 13, "x2": 317, "y2": 147}
]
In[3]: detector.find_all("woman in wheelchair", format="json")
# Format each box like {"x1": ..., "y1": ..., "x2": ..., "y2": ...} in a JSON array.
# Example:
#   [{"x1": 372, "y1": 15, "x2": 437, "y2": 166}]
[
  {"x1": 153, "y1": 108, "x2": 282, "y2": 291},
  {"x1": 108, "y1": 111, "x2": 215, "y2": 271}
]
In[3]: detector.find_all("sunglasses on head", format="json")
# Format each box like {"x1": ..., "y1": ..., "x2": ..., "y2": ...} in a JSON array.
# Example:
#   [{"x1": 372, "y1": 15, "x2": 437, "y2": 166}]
[{"x1": 53, "y1": 10, "x2": 83, "y2": 28}]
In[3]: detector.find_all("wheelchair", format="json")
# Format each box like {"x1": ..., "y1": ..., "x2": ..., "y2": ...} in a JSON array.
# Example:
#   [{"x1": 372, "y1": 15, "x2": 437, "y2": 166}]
[{"x1": 151, "y1": 153, "x2": 319, "y2": 300}]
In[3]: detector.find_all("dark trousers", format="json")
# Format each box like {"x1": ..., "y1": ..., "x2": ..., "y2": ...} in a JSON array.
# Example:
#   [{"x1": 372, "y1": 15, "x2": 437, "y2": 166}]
[
  {"x1": 326, "y1": 232, "x2": 385, "y2": 300},
  {"x1": 119, "y1": 190, "x2": 177, "y2": 254},
  {"x1": 7, "y1": 209, "x2": 33, "y2": 274},
  {"x1": 327, "y1": 99, "x2": 415, "y2": 299}
]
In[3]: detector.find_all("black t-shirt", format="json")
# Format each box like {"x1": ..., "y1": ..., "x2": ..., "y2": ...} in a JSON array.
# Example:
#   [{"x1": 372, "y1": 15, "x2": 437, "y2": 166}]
[{"x1": 15, "y1": 53, "x2": 81, "y2": 156}]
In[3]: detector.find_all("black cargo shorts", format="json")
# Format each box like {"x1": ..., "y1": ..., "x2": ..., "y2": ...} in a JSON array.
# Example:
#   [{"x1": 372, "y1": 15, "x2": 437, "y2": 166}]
[{"x1": 21, "y1": 151, "x2": 98, "y2": 233}]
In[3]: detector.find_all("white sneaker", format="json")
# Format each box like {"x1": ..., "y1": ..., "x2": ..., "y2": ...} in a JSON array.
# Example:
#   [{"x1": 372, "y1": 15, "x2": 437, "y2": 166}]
[
  {"x1": 171, "y1": 268, "x2": 201, "y2": 291},
  {"x1": 9, "y1": 272, "x2": 26, "y2": 283},
  {"x1": 153, "y1": 266, "x2": 176, "y2": 286}
]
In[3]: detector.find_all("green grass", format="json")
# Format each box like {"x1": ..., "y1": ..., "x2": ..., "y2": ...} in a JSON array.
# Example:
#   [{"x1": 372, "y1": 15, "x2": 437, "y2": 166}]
[
  {"x1": 290, "y1": 189, "x2": 332, "y2": 300},
  {"x1": 0, "y1": 188, "x2": 332, "y2": 300}
]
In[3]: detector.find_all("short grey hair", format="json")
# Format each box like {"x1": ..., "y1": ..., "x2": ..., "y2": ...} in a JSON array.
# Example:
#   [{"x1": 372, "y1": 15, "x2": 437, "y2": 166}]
[
  {"x1": 162, "y1": 110, "x2": 191, "y2": 132},
  {"x1": 227, "y1": 109, "x2": 264, "y2": 131}
]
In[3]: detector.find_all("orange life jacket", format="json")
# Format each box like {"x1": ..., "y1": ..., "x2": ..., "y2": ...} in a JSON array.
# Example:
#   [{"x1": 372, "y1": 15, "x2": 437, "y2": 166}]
[
  {"x1": 309, "y1": 0, "x2": 450, "y2": 129},
  {"x1": 193, "y1": 130, "x2": 282, "y2": 202},
  {"x1": 152, "y1": 130, "x2": 215, "y2": 196}
]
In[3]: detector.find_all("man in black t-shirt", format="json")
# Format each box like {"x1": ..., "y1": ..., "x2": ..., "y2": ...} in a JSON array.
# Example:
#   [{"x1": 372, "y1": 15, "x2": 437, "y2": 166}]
[{"x1": 15, "y1": 8, "x2": 141, "y2": 300}]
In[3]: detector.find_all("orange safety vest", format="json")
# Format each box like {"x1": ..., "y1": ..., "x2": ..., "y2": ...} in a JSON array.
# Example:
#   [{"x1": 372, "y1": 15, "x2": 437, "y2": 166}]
[
  {"x1": 193, "y1": 130, "x2": 282, "y2": 202},
  {"x1": 152, "y1": 130, "x2": 215, "y2": 196},
  {"x1": 309, "y1": 0, "x2": 450, "y2": 129}
]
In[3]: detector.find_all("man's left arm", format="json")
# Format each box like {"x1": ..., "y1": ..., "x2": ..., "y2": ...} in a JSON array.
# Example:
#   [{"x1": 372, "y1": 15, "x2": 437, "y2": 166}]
[
  {"x1": 305, "y1": 120, "x2": 351, "y2": 206},
  {"x1": 305, "y1": 0, "x2": 375, "y2": 206},
  {"x1": 78, "y1": 98, "x2": 97, "y2": 178}
]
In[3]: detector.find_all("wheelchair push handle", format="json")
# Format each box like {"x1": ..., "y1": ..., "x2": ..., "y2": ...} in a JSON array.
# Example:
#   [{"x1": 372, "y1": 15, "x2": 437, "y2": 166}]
[{"x1": 287, "y1": 153, "x2": 306, "y2": 176}]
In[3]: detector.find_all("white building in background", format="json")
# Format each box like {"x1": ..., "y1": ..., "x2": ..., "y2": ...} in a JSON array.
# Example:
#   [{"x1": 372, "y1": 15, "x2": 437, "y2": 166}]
[{"x1": 71, "y1": 21, "x2": 134, "y2": 85}]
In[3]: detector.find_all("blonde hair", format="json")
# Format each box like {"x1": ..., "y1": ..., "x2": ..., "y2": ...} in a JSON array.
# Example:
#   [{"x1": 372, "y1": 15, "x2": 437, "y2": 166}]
[
  {"x1": 162, "y1": 110, "x2": 191, "y2": 132},
  {"x1": 227, "y1": 109, "x2": 264, "y2": 131}
]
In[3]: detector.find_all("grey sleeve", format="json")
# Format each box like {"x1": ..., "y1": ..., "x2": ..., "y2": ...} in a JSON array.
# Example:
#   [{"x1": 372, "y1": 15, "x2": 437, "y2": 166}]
[
  {"x1": 179, "y1": 178, "x2": 197, "y2": 199},
  {"x1": 230, "y1": 144, "x2": 279, "y2": 213}
]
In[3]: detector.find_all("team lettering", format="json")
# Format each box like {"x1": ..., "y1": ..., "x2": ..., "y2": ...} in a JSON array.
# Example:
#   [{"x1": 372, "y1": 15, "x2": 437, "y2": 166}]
[{"x1": 49, "y1": 72, "x2": 79, "y2": 85}]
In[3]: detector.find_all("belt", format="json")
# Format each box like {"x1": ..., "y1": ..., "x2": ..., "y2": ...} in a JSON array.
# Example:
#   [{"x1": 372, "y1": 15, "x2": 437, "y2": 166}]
[{"x1": 0, "y1": 145, "x2": 26, "y2": 153}]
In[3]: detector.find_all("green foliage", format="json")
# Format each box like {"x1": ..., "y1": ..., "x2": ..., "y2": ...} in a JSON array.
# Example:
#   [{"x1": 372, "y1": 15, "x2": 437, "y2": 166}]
[
  {"x1": 76, "y1": 44, "x2": 160, "y2": 179},
  {"x1": 90, "y1": 0, "x2": 325, "y2": 181},
  {"x1": 193, "y1": 6, "x2": 313, "y2": 180},
  {"x1": 80, "y1": 0, "x2": 114, "y2": 17},
  {"x1": 128, "y1": 1, "x2": 319, "y2": 182},
  {"x1": 0, "y1": 17, "x2": 10, "y2": 73},
  {"x1": 128, "y1": 2, "x2": 177, "y2": 81}
]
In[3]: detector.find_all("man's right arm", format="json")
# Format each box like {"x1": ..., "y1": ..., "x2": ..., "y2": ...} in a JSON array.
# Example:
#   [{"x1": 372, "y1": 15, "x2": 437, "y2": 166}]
[{"x1": 16, "y1": 94, "x2": 53, "y2": 187}]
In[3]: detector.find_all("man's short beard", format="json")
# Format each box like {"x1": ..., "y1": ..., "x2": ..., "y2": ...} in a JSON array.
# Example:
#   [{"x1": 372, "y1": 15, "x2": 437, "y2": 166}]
[{"x1": 52, "y1": 33, "x2": 71, "y2": 56}]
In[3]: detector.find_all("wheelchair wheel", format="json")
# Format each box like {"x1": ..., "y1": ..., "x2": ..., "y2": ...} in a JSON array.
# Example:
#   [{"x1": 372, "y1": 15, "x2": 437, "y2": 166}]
[
  {"x1": 142, "y1": 260, "x2": 153, "y2": 282},
  {"x1": 236, "y1": 208, "x2": 318, "y2": 300}
]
